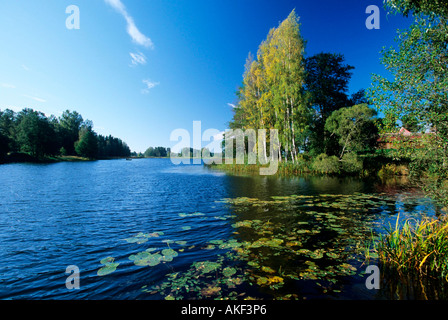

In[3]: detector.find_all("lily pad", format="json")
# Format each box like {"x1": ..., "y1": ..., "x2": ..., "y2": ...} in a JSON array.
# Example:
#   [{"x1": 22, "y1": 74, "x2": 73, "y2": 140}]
[
  {"x1": 261, "y1": 266, "x2": 275, "y2": 274},
  {"x1": 129, "y1": 251, "x2": 151, "y2": 261},
  {"x1": 231, "y1": 220, "x2": 253, "y2": 228},
  {"x1": 97, "y1": 262, "x2": 119, "y2": 276},
  {"x1": 222, "y1": 267, "x2": 237, "y2": 277},
  {"x1": 309, "y1": 249, "x2": 324, "y2": 259},
  {"x1": 178, "y1": 212, "x2": 205, "y2": 218},
  {"x1": 148, "y1": 232, "x2": 164, "y2": 237},
  {"x1": 193, "y1": 261, "x2": 221, "y2": 274},
  {"x1": 134, "y1": 253, "x2": 162, "y2": 267},
  {"x1": 256, "y1": 276, "x2": 268, "y2": 285},
  {"x1": 124, "y1": 231, "x2": 164, "y2": 244},
  {"x1": 247, "y1": 261, "x2": 259, "y2": 267},
  {"x1": 162, "y1": 248, "x2": 178, "y2": 258},
  {"x1": 326, "y1": 252, "x2": 340, "y2": 259},
  {"x1": 201, "y1": 285, "x2": 221, "y2": 297},
  {"x1": 124, "y1": 236, "x2": 148, "y2": 244},
  {"x1": 100, "y1": 256, "x2": 115, "y2": 264},
  {"x1": 97, "y1": 257, "x2": 119, "y2": 276}
]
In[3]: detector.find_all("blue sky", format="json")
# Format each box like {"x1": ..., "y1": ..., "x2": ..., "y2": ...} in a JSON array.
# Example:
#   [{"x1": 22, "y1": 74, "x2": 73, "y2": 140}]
[{"x1": 0, "y1": 0, "x2": 412, "y2": 153}]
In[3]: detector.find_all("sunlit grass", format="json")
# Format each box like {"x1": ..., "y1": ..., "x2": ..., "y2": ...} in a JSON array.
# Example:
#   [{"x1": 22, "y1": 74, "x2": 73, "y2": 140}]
[{"x1": 375, "y1": 213, "x2": 448, "y2": 281}]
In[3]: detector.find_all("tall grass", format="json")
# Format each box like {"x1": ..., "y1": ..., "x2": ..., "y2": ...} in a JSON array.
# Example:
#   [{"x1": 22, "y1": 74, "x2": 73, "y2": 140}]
[
  {"x1": 375, "y1": 214, "x2": 448, "y2": 281},
  {"x1": 206, "y1": 157, "x2": 313, "y2": 176}
]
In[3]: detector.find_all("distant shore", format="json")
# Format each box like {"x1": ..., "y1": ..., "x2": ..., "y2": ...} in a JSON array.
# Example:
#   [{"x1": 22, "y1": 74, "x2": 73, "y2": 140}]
[{"x1": 0, "y1": 152, "x2": 136, "y2": 164}]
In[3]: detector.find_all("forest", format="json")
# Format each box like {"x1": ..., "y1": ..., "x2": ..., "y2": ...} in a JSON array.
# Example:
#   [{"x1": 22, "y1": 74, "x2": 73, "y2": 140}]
[{"x1": 0, "y1": 108, "x2": 131, "y2": 161}]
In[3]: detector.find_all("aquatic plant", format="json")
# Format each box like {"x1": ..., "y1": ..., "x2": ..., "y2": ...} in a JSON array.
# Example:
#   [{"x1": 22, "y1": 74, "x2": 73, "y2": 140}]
[
  {"x1": 124, "y1": 231, "x2": 164, "y2": 244},
  {"x1": 161, "y1": 248, "x2": 178, "y2": 262},
  {"x1": 137, "y1": 192, "x2": 439, "y2": 299},
  {"x1": 178, "y1": 212, "x2": 205, "y2": 218},
  {"x1": 97, "y1": 256, "x2": 119, "y2": 276},
  {"x1": 375, "y1": 214, "x2": 448, "y2": 280}
]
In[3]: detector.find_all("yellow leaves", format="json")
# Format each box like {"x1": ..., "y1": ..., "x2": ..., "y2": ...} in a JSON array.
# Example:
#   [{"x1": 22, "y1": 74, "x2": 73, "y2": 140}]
[
  {"x1": 419, "y1": 251, "x2": 434, "y2": 269},
  {"x1": 200, "y1": 284, "x2": 221, "y2": 297},
  {"x1": 267, "y1": 276, "x2": 284, "y2": 284},
  {"x1": 286, "y1": 241, "x2": 302, "y2": 247},
  {"x1": 256, "y1": 275, "x2": 284, "y2": 286},
  {"x1": 261, "y1": 266, "x2": 275, "y2": 274}
]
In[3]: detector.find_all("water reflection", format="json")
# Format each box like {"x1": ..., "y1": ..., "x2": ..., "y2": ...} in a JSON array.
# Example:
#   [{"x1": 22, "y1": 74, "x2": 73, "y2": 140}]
[{"x1": 0, "y1": 160, "x2": 443, "y2": 300}]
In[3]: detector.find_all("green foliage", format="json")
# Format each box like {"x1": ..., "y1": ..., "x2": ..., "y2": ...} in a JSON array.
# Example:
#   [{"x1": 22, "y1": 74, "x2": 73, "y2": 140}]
[
  {"x1": 369, "y1": 2, "x2": 448, "y2": 206},
  {"x1": 375, "y1": 214, "x2": 448, "y2": 280},
  {"x1": 75, "y1": 123, "x2": 98, "y2": 159},
  {"x1": 59, "y1": 110, "x2": 84, "y2": 155},
  {"x1": 0, "y1": 130, "x2": 9, "y2": 159},
  {"x1": 384, "y1": 0, "x2": 448, "y2": 19},
  {"x1": 341, "y1": 152, "x2": 363, "y2": 174},
  {"x1": 230, "y1": 10, "x2": 310, "y2": 163},
  {"x1": 0, "y1": 109, "x2": 19, "y2": 151},
  {"x1": 305, "y1": 52, "x2": 354, "y2": 155},
  {"x1": 144, "y1": 146, "x2": 168, "y2": 157},
  {"x1": 97, "y1": 134, "x2": 131, "y2": 159},
  {"x1": 97, "y1": 256, "x2": 119, "y2": 276},
  {"x1": 325, "y1": 104, "x2": 378, "y2": 158},
  {"x1": 16, "y1": 108, "x2": 57, "y2": 158},
  {"x1": 0, "y1": 107, "x2": 131, "y2": 161},
  {"x1": 229, "y1": 12, "x2": 369, "y2": 164},
  {"x1": 311, "y1": 153, "x2": 340, "y2": 174}
]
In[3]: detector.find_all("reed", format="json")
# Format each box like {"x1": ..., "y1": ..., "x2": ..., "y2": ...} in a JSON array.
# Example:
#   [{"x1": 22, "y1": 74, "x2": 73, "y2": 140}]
[
  {"x1": 375, "y1": 213, "x2": 448, "y2": 281},
  {"x1": 206, "y1": 158, "x2": 313, "y2": 176}
]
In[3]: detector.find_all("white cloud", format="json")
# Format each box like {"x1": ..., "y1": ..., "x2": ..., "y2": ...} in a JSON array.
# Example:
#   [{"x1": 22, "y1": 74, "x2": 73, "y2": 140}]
[
  {"x1": 105, "y1": 0, "x2": 153, "y2": 48},
  {"x1": 227, "y1": 103, "x2": 237, "y2": 109},
  {"x1": 213, "y1": 131, "x2": 225, "y2": 141},
  {"x1": 21, "y1": 64, "x2": 30, "y2": 71},
  {"x1": 141, "y1": 79, "x2": 159, "y2": 94},
  {"x1": 23, "y1": 95, "x2": 46, "y2": 103},
  {"x1": 0, "y1": 83, "x2": 16, "y2": 89},
  {"x1": 130, "y1": 51, "x2": 147, "y2": 66}
]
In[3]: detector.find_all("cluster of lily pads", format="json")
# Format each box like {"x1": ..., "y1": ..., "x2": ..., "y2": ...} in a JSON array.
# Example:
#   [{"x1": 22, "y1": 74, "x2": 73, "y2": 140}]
[
  {"x1": 96, "y1": 229, "x2": 190, "y2": 278},
  {"x1": 98, "y1": 191, "x2": 433, "y2": 299},
  {"x1": 146, "y1": 254, "x2": 247, "y2": 300}
]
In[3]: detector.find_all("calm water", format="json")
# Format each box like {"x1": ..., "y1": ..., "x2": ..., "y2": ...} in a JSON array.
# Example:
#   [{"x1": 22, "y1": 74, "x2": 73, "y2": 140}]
[{"x1": 0, "y1": 159, "x2": 441, "y2": 300}]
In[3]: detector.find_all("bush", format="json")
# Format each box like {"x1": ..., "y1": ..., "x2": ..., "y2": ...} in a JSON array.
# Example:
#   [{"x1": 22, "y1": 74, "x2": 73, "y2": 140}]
[
  {"x1": 59, "y1": 147, "x2": 67, "y2": 156},
  {"x1": 341, "y1": 152, "x2": 363, "y2": 174},
  {"x1": 312, "y1": 153, "x2": 340, "y2": 174}
]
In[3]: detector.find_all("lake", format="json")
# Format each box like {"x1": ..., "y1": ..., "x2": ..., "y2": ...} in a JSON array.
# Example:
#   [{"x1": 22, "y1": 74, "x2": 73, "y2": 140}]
[{"x1": 0, "y1": 158, "x2": 442, "y2": 300}]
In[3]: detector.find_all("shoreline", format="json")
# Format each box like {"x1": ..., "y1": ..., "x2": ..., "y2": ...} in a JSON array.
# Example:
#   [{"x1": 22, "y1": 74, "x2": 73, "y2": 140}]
[
  {"x1": 0, "y1": 152, "x2": 132, "y2": 165},
  {"x1": 205, "y1": 157, "x2": 410, "y2": 179}
]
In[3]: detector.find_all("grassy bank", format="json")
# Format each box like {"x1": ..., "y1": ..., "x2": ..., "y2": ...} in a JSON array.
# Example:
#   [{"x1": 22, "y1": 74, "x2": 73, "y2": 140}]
[
  {"x1": 373, "y1": 214, "x2": 448, "y2": 282},
  {"x1": 206, "y1": 152, "x2": 409, "y2": 178}
]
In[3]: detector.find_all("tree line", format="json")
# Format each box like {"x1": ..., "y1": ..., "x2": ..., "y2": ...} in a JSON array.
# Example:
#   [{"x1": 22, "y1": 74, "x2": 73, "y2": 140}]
[
  {"x1": 137, "y1": 147, "x2": 211, "y2": 158},
  {"x1": 228, "y1": 10, "x2": 379, "y2": 168},
  {"x1": 0, "y1": 108, "x2": 131, "y2": 160},
  {"x1": 142, "y1": 146, "x2": 170, "y2": 158}
]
